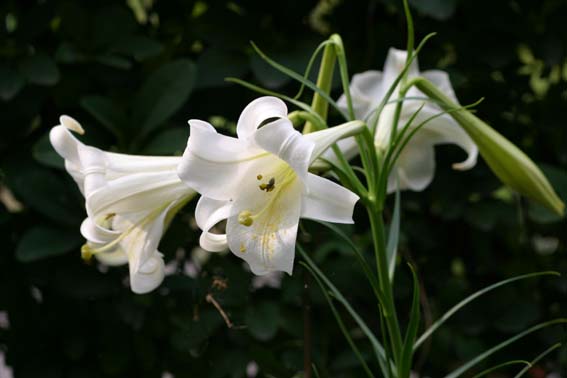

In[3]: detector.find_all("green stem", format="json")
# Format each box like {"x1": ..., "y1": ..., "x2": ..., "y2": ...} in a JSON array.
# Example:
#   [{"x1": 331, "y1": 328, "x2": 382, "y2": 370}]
[
  {"x1": 367, "y1": 205, "x2": 404, "y2": 367},
  {"x1": 303, "y1": 43, "x2": 336, "y2": 134}
]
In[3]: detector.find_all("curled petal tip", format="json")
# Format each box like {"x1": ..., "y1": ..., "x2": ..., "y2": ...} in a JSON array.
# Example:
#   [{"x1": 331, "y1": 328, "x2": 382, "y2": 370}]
[
  {"x1": 59, "y1": 115, "x2": 85, "y2": 135},
  {"x1": 451, "y1": 157, "x2": 477, "y2": 171}
]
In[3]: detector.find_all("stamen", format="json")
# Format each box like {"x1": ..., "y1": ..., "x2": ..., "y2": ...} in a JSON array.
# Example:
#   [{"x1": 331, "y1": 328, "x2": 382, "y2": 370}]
[
  {"x1": 259, "y1": 177, "x2": 276, "y2": 192},
  {"x1": 238, "y1": 210, "x2": 254, "y2": 227},
  {"x1": 256, "y1": 174, "x2": 263, "y2": 180},
  {"x1": 81, "y1": 244, "x2": 93, "y2": 262}
]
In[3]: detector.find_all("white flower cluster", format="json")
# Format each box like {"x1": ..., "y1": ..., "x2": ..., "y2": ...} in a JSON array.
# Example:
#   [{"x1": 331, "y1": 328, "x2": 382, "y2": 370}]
[{"x1": 50, "y1": 49, "x2": 476, "y2": 293}]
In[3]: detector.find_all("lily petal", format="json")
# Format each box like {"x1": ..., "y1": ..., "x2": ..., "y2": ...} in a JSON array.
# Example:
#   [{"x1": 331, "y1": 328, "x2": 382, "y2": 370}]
[
  {"x1": 389, "y1": 137, "x2": 436, "y2": 192},
  {"x1": 236, "y1": 96, "x2": 288, "y2": 140},
  {"x1": 423, "y1": 70, "x2": 458, "y2": 103},
  {"x1": 50, "y1": 115, "x2": 195, "y2": 294},
  {"x1": 80, "y1": 217, "x2": 119, "y2": 244},
  {"x1": 337, "y1": 71, "x2": 383, "y2": 118},
  {"x1": 129, "y1": 253, "x2": 165, "y2": 294},
  {"x1": 253, "y1": 119, "x2": 314, "y2": 180},
  {"x1": 195, "y1": 196, "x2": 231, "y2": 252},
  {"x1": 381, "y1": 48, "x2": 420, "y2": 93},
  {"x1": 413, "y1": 108, "x2": 479, "y2": 171},
  {"x1": 86, "y1": 171, "x2": 187, "y2": 217},
  {"x1": 306, "y1": 121, "x2": 365, "y2": 163},
  {"x1": 178, "y1": 119, "x2": 265, "y2": 201},
  {"x1": 226, "y1": 179, "x2": 303, "y2": 275},
  {"x1": 180, "y1": 97, "x2": 360, "y2": 276},
  {"x1": 95, "y1": 249, "x2": 130, "y2": 266},
  {"x1": 119, "y1": 204, "x2": 172, "y2": 294},
  {"x1": 302, "y1": 173, "x2": 359, "y2": 223},
  {"x1": 334, "y1": 47, "x2": 479, "y2": 193}
]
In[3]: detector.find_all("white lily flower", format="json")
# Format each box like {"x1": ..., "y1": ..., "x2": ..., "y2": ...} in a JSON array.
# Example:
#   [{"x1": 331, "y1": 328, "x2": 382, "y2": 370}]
[
  {"x1": 177, "y1": 97, "x2": 360, "y2": 275},
  {"x1": 335, "y1": 47, "x2": 478, "y2": 192},
  {"x1": 49, "y1": 116, "x2": 195, "y2": 294}
]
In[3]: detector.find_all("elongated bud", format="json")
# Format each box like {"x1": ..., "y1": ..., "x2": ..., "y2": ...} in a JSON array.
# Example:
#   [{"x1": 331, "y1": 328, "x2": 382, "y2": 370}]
[{"x1": 412, "y1": 77, "x2": 564, "y2": 216}]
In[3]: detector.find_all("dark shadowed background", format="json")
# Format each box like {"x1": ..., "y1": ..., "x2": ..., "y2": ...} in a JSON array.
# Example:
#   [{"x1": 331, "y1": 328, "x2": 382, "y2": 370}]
[{"x1": 0, "y1": 0, "x2": 566, "y2": 377}]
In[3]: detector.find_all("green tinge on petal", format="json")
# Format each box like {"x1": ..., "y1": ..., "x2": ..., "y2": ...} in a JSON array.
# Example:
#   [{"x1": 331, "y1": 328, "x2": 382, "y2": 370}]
[{"x1": 414, "y1": 77, "x2": 565, "y2": 216}]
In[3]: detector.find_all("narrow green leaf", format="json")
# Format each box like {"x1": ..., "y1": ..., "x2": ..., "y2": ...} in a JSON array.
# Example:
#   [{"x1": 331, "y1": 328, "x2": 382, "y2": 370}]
[
  {"x1": 471, "y1": 360, "x2": 530, "y2": 378},
  {"x1": 443, "y1": 319, "x2": 567, "y2": 378},
  {"x1": 399, "y1": 264, "x2": 420, "y2": 378},
  {"x1": 226, "y1": 77, "x2": 326, "y2": 126},
  {"x1": 403, "y1": 0, "x2": 415, "y2": 57},
  {"x1": 415, "y1": 271, "x2": 560, "y2": 350},
  {"x1": 368, "y1": 32, "x2": 436, "y2": 134},
  {"x1": 512, "y1": 343, "x2": 562, "y2": 378},
  {"x1": 386, "y1": 186, "x2": 401, "y2": 281},
  {"x1": 250, "y1": 42, "x2": 349, "y2": 121},
  {"x1": 330, "y1": 35, "x2": 355, "y2": 120},
  {"x1": 301, "y1": 262, "x2": 376, "y2": 378},
  {"x1": 306, "y1": 220, "x2": 382, "y2": 304},
  {"x1": 132, "y1": 59, "x2": 196, "y2": 136},
  {"x1": 297, "y1": 244, "x2": 392, "y2": 375}
]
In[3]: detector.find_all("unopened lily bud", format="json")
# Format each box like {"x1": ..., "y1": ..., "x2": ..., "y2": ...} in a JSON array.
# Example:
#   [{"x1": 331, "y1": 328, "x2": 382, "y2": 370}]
[{"x1": 413, "y1": 77, "x2": 565, "y2": 216}]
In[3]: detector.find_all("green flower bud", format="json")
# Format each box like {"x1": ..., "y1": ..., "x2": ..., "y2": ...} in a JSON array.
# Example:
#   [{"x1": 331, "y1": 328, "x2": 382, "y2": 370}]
[{"x1": 413, "y1": 77, "x2": 565, "y2": 216}]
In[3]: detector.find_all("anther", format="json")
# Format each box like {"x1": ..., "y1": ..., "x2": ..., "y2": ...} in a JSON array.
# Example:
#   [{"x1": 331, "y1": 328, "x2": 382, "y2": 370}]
[
  {"x1": 81, "y1": 244, "x2": 93, "y2": 262},
  {"x1": 238, "y1": 210, "x2": 254, "y2": 227}
]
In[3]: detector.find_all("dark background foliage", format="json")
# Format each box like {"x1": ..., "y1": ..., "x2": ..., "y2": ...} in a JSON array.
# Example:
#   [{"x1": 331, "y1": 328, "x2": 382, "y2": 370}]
[{"x1": 0, "y1": 0, "x2": 566, "y2": 377}]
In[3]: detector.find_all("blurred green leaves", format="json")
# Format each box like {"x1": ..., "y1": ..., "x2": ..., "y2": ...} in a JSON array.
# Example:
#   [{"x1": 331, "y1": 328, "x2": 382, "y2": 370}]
[
  {"x1": 245, "y1": 302, "x2": 281, "y2": 341},
  {"x1": 133, "y1": 59, "x2": 196, "y2": 137},
  {"x1": 16, "y1": 226, "x2": 82, "y2": 262},
  {"x1": 0, "y1": 66, "x2": 25, "y2": 101},
  {"x1": 18, "y1": 53, "x2": 60, "y2": 86}
]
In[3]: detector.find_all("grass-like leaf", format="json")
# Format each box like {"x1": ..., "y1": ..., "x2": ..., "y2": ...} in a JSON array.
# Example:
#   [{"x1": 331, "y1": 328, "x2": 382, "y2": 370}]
[
  {"x1": 512, "y1": 343, "x2": 562, "y2": 378},
  {"x1": 306, "y1": 220, "x2": 383, "y2": 305},
  {"x1": 301, "y1": 262, "x2": 376, "y2": 378},
  {"x1": 367, "y1": 32, "x2": 437, "y2": 135},
  {"x1": 386, "y1": 185, "x2": 401, "y2": 281},
  {"x1": 415, "y1": 271, "x2": 560, "y2": 350},
  {"x1": 471, "y1": 360, "x2": 530, "y2": 378},
  {"x1": 250, "y1": 42, "x2": 349, "y2": 121},
  {"x1": 443, "y1": 319, "x2": 567, "y2": 378},
  {"x1": 398, "y1": 264, "x2": 420, "y2": 378},
  {"x1": 297, "y1": 244, "x2": 392, "y2": 375}
]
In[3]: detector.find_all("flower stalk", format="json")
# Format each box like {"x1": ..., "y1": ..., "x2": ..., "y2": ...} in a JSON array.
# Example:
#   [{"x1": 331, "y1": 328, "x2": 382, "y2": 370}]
[{"x1": 303, "y1": 42, "x2": 336, "y2": 134}]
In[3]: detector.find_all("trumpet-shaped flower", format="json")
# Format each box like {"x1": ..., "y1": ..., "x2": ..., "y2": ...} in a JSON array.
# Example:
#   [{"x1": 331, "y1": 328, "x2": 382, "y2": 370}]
[
  {"x1": 335, "y1": 47, "x2": 478, "y2": 192},
  {"x1": 50, "y1": 116, "x2": 195, "y2": 293},
  {"x1": 178, "y1": 97, "x2": 360, "y2": 275}
]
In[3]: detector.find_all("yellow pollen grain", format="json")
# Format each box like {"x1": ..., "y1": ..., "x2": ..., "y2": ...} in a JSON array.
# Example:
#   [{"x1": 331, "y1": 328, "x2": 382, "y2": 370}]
[
  {"x1": 239, "y1": 243, "x2": 246, "y2": 253},
  {"x1": 257, "y1": 174, "x2": 263, "y2": 180}
]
